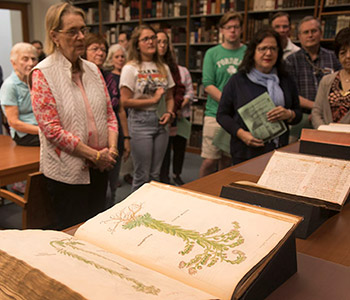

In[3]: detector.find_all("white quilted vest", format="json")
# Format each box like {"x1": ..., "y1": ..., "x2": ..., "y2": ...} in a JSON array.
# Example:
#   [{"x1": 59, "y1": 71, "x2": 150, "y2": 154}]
[{"x1": 32, "y1": 51, "x2": 109, "y2": 184}]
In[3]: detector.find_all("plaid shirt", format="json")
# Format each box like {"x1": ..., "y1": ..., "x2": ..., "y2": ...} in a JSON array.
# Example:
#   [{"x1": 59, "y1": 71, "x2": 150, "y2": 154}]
[{"x1": 286, "y1": 47, "x2": 341, "y2": 113}]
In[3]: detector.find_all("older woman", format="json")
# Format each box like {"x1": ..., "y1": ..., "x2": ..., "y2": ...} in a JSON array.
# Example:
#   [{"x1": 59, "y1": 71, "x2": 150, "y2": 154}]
[
  {"x1": 217, "y1": 28, "x2": 302, "y2": 165},
  {"x1": 29, "y1": 3, "x2": 118, "y2": 230},
  {"x1": 85, "y1": 34, "x2": 130, "y2": 206},
  {"x1": 312, "y1": 27, "x2": 350, "y2": 128},
  {"x1": 0, "y1": 43, "x2": 39, "y2": 146},
  {"x1": 120, "y1": 24, "x2": 175, "y2": 192}
]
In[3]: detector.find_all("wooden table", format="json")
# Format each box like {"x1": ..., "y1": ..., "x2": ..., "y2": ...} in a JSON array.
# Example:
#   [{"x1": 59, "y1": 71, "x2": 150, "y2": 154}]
[
  {"x1": 183, "y1": 142, "x2": 350, "y2": 267},
  {"x1": 0, "y1": 135, "x2": 40, "y2": 187}
]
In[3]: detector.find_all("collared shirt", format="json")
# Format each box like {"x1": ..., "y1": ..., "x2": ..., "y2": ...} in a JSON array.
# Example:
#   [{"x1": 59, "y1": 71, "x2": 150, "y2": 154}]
[
  {"x1": 283, "y1": 38, "x2": 300, "y2": 60},
  {"x1": 0, "y1": 71, "x2": 38, "y2": 138},
  {"x1": 286, "y1": 47, "x2": 341, "y2": 113}
]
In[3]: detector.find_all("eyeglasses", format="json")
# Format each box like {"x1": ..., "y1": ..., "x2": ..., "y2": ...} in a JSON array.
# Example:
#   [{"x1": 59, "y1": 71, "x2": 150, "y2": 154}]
[
  {"x1": 57, "y1": 27, "x2": 90, "y2": 37},
  {"x1": 300, "y1": 28, "x2": 319, "y2": 36},
  {"x1": 87, "y1": 47, "x2": 107, "y2": 53},
  {"x1": 256, "y1": 46, "x2": 278, "y2": 53},
  {"x1": 222, "y1": 25, "x2": 241, "y2": 31},
  {"x1": 139, "y1": 35, "x2": 157, "y2": 43}
]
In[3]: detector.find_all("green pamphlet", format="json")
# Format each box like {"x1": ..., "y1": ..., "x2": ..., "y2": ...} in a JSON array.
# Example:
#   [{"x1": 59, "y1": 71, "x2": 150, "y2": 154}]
[
  {"x1": 177, "y1": 118, "x2": 192, "y2": 140},
  {"x1": 237, "y1": 92, "x2": 287, "y2": 142},
  {"x1": 213, "y1": 127, "x2": 231, "y2": 154},
  {"x1": 156, "y1": 95, "x2": 166, "y2": 120}
]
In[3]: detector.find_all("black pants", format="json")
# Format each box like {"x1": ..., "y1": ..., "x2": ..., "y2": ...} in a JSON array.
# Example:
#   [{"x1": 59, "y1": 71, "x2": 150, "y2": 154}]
[
  {"x1": 13, "y1": 133, "x2": 40, "y2": 146},
  {"x1": 160, "y1": 135, "x2": 187, "y2": 180},
  {"x1": 45, "y1": 168, "x2": 108, "y2": 230}
]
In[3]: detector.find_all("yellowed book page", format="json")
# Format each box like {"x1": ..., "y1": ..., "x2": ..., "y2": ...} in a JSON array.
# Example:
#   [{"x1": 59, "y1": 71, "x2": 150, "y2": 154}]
[
  {"x1": 318, "y1": 123, "x2": 350, "y2": 133},
  {"x1": 75, "y1": 182, "x2": 299, "y2": 300},
  {"x1": 258, "y1": 151, "x2": 350, "y2": 205},
  {"x1": 0, "y1": 230, "x2": 218, "y2": 300}
]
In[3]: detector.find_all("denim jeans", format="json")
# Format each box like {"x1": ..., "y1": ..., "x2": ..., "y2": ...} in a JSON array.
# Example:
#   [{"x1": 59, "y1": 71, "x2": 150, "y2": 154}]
[{"x1": 128, "y1": 109, "x2": 169, "y2": 192}]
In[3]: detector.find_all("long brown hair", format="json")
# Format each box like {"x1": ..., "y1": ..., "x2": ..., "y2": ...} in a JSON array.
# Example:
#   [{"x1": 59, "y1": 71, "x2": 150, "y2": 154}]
[{"x1": 127, "y1": 24, "x2": 166, "y2": 75}]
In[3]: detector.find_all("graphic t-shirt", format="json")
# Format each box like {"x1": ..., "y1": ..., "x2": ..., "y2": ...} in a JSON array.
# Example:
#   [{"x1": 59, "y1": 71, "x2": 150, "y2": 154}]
[
  {"x1": 119, "y1": 61, "x2": 175, "y2": 111},
  {"x1": 202, "y1": 44, "x2": 247, "y2": 117}
]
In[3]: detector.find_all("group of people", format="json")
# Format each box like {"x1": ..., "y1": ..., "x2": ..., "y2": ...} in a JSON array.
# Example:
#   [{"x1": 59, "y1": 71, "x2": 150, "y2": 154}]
[
  {"x1": 200, "y1": 11, "x2": 349, "y2": 177},
  {"x1": 0, "y1": 2, "x2": 349, "y2": 230}
]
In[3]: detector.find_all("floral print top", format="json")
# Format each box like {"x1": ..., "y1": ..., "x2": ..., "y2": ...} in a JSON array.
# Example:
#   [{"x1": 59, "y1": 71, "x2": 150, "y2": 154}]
[
  {"x1": 31, "y1": 69, "x2": 118, "y2": 154},
  {"x1": 329, "y1": 73, "x2": 350, "y2": 123}
]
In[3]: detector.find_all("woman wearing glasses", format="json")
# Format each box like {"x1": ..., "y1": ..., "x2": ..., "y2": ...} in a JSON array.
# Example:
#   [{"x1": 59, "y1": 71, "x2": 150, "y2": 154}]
[
  {"x1": 29, "y1": 3, "x2": 118, "y2": 230},
  {"x1": 217, "y1": 28, "x2": 302, "y2": 165},
  {"x1": 120, "y1": 24, "x2": 175, "y2": 192},
  {"x1": 312, "y1": 28, "x2": 350, "y2": 129},
  {"x1": 84, "y1": 33, "x2": 130, "y2": 207}
]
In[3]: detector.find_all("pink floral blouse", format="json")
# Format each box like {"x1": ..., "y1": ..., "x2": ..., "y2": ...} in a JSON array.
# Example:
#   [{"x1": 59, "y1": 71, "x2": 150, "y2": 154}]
[{"x1": 31, "y1": 69, "x2": 118, "y2": 155}]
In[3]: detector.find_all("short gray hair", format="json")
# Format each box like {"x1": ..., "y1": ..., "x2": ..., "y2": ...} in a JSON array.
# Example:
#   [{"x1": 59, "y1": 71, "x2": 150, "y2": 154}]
[
  {"x1": 103, "y1": 43, "x2": 126, "y2": 69},
  {"x1": 10, "y1": 42, "x2": 37, "y2": 62},
  {"x1": 298, "y1": 16, "x2": 322, "y2": 34}
]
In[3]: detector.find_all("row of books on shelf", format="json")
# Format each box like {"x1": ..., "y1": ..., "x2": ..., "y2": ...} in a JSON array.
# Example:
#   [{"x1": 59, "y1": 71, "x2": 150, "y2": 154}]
[
  {"x1": 325, "y1": 0, "x2": 349, "y2": 4},
  {"x1": 151, "y1": 23, "x2": 187, "y2": 43},
  {"x1": 246, "y1": 17, "x2": 299, "y2": 41},
  {"x1": 190, "y1": 25, "x2": 223, "y2": 44},
  {"x1": 143, "y1": 0, "x2": 187, "y2": 18},
  {"x1": 86, "y1": 8, "x2": 99, "y2": 24},
  {"x1": 321, "y1": 15, "x2": 350, "y2": 39},
  {"x1": 105, "y1": 25, "x2": 186, "y2": 46},
  {"x1": 193, "y1": 0, "x2": 245, "y2": 15},
  {"x1": 248, "y1": 0, "x2": 315, "y2": 11},
  {"x1": 105, "y1": 0, "x2": 139, "y2": 22}
]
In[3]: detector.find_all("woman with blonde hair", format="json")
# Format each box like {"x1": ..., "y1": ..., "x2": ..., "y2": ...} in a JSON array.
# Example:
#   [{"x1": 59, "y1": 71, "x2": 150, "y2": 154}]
[
  {"x1": 120, "y1": 24, "x2": 175, "y2": 191},
  {"x1": 29, "y1": 2, "x2": 118, "y2": 229}
]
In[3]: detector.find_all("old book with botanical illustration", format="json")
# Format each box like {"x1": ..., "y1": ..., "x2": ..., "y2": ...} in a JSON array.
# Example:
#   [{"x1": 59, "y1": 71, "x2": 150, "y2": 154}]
[{"x1": 0, "y1": 182, "x2": 301, "y2": 300}]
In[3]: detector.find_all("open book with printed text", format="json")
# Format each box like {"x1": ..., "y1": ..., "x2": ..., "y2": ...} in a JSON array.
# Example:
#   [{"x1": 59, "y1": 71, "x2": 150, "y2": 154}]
[{"x1": 0, "y1": 182, "x2": 301, "y2": 300}]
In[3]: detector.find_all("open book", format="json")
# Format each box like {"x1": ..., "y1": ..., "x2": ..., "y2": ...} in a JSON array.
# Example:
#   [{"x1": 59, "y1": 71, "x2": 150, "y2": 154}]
[
  {"x1": 0, "y1": 182, "x2": 301, "y2": 300},
  {"x1": 318, "y1": 123, "x2": 350, "y2": 133},
  {"x1": 256, "y1": 151, "x2": 350, "y2": 210}
]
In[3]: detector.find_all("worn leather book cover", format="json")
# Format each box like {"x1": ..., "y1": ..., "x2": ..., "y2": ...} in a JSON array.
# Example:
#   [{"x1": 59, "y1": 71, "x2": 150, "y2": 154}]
[{"x1": 299, "y1": 129, "x2": 350, "y2": 160}]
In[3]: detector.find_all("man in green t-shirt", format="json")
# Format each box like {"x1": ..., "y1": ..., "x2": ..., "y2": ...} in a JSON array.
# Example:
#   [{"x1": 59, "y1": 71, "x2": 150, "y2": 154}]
[{"x1": 199, "y1": 12, "x2": 247, "y2": 178}]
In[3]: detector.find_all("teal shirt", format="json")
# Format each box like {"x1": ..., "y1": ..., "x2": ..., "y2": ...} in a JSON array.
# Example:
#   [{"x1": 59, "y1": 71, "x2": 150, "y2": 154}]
[
  {"x1": 0, "y1": 71, "x2": 37, "y2": 138},
  {"x1": 202, "y1": 44, "x2": 247, "y2": 117}
]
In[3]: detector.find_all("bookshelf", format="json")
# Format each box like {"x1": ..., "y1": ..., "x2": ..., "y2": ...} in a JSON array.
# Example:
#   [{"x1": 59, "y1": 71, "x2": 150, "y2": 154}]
[
  {"x1": 72, "y1": 0, "x2": 348, "y2": 152},
  {"x1": 318, "y1": 0, "x2": 350, "y2": 41}
]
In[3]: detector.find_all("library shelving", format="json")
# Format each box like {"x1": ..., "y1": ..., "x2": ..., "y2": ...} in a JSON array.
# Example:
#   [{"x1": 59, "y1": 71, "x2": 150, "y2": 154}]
[{"x1": 72, "y1": 0, "x2": 349, "y2": 152}]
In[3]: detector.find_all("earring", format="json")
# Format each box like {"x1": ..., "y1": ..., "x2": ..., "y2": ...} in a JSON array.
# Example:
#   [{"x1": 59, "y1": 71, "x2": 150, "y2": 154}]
[{"x1": 56, "y1": 43, "x2": 60, "y2": 49}]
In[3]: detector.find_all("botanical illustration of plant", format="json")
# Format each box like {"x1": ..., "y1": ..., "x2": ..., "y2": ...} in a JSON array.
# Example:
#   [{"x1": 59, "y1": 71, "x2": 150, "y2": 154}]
[
  {"x1": 50, "y1": 238, "x2": 160, "y2": 295},
  {"x1": 102, "y1": 203, "x2": 247, "y2": 275}
]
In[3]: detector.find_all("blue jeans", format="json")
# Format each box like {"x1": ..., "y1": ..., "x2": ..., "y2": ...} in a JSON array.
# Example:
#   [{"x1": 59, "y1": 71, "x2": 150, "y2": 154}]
[{"x1": 128, "y1": 110, "x2": 169, "y2": 192}]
